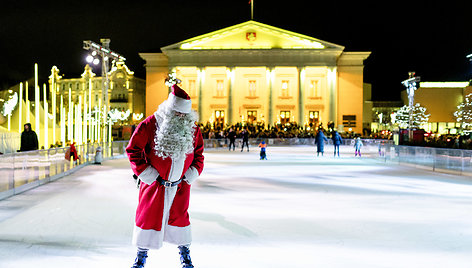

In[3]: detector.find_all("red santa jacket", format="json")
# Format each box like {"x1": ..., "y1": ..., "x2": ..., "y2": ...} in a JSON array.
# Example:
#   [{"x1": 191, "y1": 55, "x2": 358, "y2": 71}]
[{"x1": 126, "y1": 114, "x2": 204, "y2": 230}]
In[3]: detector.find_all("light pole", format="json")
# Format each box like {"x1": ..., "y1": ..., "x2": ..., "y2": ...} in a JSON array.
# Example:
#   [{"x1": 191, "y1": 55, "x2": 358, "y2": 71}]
[
  {"x1": 83, "y1": 39, "x2": 126, "y2": 143},
  {"x1": 401, "y1": 72, "x2": 420, "y2": 140}
]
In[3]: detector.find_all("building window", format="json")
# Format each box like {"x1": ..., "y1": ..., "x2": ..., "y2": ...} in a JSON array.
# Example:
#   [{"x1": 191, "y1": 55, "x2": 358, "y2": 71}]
[
  {"x1": 215, "y1": 110, "x2": 225, "y2": 128},
  {"x1": 216, "y1": 80, "x2": 224, "y2": 97},
  {"x1": 280, "y1": 111, "x2": 291, "y2": 124},
  {"x1": 308, "y1": 111, "x2": 319, "y2": 126},
  {"x1": 281, "y1": 80, "x2": 289, "y2": 97},
  {"x1": 247, "y1": 110, "x2": 257, "y2": 124},
  {"x1": 188, "y1": 79, "x2": 196, "y2": 97},
  {"x1": 343, "y1": 115, "x2": 357, "y2": 128},
  {"x1": 248, "y1": 80, "x2": 256, "y2": 97},
  {"x1": 310, "y1": 80, "x2": 320, "y2": 97}
]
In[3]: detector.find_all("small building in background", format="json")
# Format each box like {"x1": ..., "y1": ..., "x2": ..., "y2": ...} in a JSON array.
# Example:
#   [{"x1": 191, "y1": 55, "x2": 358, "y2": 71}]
[{"x1": 401, "y1": 82, "x2": 471, "y2": 134}]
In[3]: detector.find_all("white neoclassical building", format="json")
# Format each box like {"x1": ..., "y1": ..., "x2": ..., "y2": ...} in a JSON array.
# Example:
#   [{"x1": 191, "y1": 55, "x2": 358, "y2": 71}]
[{"x1": 140, "y1": 20, "x2": 370, "y2": 133}]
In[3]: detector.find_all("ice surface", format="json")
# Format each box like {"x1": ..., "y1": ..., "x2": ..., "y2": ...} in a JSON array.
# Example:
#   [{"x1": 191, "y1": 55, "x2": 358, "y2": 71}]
[{"x1": 1, "y1": 145, "x2": 472, "y2": 267}]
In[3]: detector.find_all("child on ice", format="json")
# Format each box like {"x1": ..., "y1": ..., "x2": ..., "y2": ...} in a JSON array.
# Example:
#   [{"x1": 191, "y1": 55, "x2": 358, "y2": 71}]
[
  {"x1": 354, "y1": 137, "x2": 363, "y2": 157},
  {"x1": 258, "y1": 141, "x2": 267, "y2": 160}
]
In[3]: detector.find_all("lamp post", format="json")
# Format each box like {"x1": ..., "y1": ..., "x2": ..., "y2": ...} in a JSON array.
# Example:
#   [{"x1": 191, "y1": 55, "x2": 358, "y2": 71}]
[
  {"x1": 82, "y1": 39, "x2": 126, "y2": 143},
  {"x1": 401, "y1": 72, "x2": 420, "y2": 140}
]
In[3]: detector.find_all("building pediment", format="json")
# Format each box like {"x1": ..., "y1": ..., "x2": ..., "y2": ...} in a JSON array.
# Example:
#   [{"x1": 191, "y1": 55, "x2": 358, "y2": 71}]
[{"x1": 161, "y1": 20, "x2": 344, "y2": 51}]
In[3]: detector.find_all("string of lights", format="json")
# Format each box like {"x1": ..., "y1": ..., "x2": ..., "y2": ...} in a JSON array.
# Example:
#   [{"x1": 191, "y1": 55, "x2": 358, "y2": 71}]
[
  {"x1": 394, "y1": 103, "x2": 430, "y2": 129},
  {"x1": 454, "y1": 93, "x2": 472, "y2": 128}
]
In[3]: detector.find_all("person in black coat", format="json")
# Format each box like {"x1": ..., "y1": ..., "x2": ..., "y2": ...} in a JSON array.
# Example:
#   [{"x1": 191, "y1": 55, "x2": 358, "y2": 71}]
[
  {"x1": 240, "y1": 127, "x2": 250, "y2": 152},
  {"x1": 20, "y1": 123, "x2": 39, "y2": 152},
  {"x1": 227, "y1": 127, "x2": 237, "y2": 151}
]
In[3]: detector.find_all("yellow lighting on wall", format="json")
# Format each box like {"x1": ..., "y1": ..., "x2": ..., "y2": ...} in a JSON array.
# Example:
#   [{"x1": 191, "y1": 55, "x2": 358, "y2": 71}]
[{"x1": 419, "y1": 82, "x2": 469, "y2": 88}]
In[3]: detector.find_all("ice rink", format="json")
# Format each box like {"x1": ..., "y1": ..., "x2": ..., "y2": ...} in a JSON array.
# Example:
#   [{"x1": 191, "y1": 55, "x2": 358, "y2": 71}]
[{"x1": 1, "y1": 145, "x2": 472, "y2": 268}]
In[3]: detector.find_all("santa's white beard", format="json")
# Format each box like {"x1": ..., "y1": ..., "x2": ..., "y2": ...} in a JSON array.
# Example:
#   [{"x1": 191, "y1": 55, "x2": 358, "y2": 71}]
[{"x1": 154, "y1": 101, "x2": 198, "y2": 160}]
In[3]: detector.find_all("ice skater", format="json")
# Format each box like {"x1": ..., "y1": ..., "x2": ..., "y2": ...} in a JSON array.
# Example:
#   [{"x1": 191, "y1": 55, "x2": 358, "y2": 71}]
[
  {"x1": 240, "y1": 127, "x2": 249, "y2": 152},
  {"x1": 126, "y1": 83, "x2": 204, "y2": 268},
  {"x1": 227, "y1": 127, "x2": 236, "y2": 151},
  {"x1": 354, "y1": 136, "x2": 363, "y2": 157},
  {"x1": 258, "y1": 140, "x2": 267, "y2": 160},
  {"x1": 315, "y1": 128, "x2": 328, "y2": 156},
  {"x1": 332, "y1": 130, "x2": 342, "y2": 157}
]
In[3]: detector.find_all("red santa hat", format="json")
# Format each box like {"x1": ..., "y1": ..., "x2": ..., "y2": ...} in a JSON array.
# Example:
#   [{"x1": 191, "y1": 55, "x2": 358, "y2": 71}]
[{"x1": 167, "y1": 84, "x2": 192, "y2": 113}]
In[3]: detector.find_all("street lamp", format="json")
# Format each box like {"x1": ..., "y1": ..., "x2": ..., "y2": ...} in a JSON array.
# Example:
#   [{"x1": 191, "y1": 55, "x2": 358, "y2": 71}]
[
  {"x1": 401, "y1": 72, "x2": 421, "y2": 140},
  {"x1": 82, "y1": 39, "x2": 126, "y2": 142}
]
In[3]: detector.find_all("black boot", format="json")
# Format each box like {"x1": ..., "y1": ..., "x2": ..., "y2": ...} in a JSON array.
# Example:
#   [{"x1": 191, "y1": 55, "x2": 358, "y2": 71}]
[
  {"x1": 131, "y1": 250, "x2": 148, "y2": 268},
  {"x1": 178, "y1": 245, "x2": 194, "y2": 268}
]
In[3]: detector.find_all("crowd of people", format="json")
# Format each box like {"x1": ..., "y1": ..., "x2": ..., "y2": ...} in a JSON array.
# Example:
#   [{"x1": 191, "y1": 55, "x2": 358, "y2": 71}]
[
  {"x1": 410, "y1": 133, "x2": 472, "y2": 149},
  {"x1": 197, "y1": 122, "x2": 353, "y2": 140}
]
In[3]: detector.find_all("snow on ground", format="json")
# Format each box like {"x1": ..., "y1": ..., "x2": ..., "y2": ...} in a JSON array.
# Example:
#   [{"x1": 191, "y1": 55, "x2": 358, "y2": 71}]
[{"x1": 0, "y1": 145, "x2": 472, "y2": 268}]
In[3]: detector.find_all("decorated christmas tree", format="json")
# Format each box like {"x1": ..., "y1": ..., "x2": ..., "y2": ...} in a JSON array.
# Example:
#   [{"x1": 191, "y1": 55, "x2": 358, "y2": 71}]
[
  {"x1": 454, "y1": 93, "x2": 472, "y2": 129},
  {"x1": 394, "y1": 103, "x2": 430, "y2": 129}
]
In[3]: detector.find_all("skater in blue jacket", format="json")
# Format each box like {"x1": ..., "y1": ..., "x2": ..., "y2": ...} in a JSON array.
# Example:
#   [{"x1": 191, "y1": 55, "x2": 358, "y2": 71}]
[
  {"x1": 354, "y1": 137, "x2": 363, "y2": 157},
  {"x1": 332, "y1": 130, "x2": 342, "y2": 157},
  {"x1": 315, "y1": 129, "x2": 328, "y2": 156}
]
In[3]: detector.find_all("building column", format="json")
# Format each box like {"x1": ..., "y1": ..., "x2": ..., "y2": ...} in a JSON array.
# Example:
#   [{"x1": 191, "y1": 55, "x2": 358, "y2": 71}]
[
  {"x1": 267, "y1": 66, "x2": 275, "y2": 125},
  {"x1": 298, "y1": 66, "x2": 305, "y2": 125},
  {"x1": 327, "y1": 67, "x2": 337, "y2": 125},
  {"x1": 227, "y1": 66, "x2": 235, "y2": 125},
  {"x1": 197, "y1": 66, "x2": 204, "y2": 121}
]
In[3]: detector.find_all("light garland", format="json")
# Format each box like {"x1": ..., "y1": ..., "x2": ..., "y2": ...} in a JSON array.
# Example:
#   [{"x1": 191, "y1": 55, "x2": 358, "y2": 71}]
[
  {"x1": 164, "y1": 72, "x2": 182, "y2": 87},
  {"x1": 454, "y1": 93, "x2": 472, "y2": 128},
  {"x1": 108, "y1": 108, "x2": 131, "y2": 122},
  {"x1": 1, "y1": 92, "x2": 18, "y2": 116},
  {"x1": 132, "y1": 113, "x2": 144, "y2": 121},
  {"x1": 394, "y1": 103, "x2": 430, "y2": 129}
]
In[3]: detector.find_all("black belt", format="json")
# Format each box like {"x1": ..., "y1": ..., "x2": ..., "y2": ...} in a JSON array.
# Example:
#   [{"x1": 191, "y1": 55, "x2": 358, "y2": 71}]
[{"x1": 156, "y1": 176, "x2": 184, "y2": 188}]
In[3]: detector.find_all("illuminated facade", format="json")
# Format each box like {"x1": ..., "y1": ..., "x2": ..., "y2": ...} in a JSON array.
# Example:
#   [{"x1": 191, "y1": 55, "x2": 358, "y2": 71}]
[
  {"x1": 53, "y1": 61, "x2": 145, "y2": 120},
  {"x1": 401, "y1": 81, "x2": 472, "y2": 134},
  {"x1": 141, "y1": 20, "x2": 370, "y2": 133}
]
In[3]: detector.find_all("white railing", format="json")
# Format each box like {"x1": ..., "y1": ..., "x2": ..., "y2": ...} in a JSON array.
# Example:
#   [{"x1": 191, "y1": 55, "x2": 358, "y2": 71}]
[
  {"x1": 0, "y1": 138, "x2": 393, "y2": 200},
  {"x1": 0, "y1": 141, "x2": 129, "y2": 200},
  {"x1": 378, "y1": 143, "x2": 472, "y2": 176},
  {"x1": 204, "y1": 137, "x2": 392, "y2": 149}
]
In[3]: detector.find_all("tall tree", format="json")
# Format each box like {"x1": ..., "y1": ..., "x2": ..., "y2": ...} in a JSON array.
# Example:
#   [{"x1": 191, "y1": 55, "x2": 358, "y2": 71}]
[
  {"x1": 454, "y1": 93, "x2": 472, "y2": 129},
  {"x1": 394, "y1": 103, "x2": 430, "y2": 129}
]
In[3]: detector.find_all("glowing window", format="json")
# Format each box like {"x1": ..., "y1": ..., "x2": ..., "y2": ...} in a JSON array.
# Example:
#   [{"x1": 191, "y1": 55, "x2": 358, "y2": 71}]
[
  {"x1": 216, "y1": 80, "x2": 224, "y2": 97},
  {"x1": 281, "y1": 80, "x2": 289, "y2": 97},
  {"x1": 248, "y1": 80, "x2": 256, "y2": 97}
]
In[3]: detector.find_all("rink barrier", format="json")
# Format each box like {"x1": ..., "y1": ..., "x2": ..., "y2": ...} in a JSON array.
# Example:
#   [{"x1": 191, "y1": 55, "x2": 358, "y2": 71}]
[
  {"x1": 0, "y1": 141, "x2": 129, "y2": 201},
  {"x1": 203, "y1": 137, "x2": 391, "y2": 150},
  {"x1": 0, "y1": 138, "x2": 391, "y2": 200},
  {"x1": 378, "y1": 144, "x2": 472, "y2": 177}
]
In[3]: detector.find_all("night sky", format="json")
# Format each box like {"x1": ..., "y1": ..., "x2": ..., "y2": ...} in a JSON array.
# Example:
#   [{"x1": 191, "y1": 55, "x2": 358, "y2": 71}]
[{"x1": 1, "y1": 1, "x2": 472, "y2": 101}]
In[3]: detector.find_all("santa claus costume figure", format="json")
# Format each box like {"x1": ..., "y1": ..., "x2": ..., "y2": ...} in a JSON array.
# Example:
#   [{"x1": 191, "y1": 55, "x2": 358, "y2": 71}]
[{"x1": 126, "y1": 84, "x2": 204, "y2": 268}]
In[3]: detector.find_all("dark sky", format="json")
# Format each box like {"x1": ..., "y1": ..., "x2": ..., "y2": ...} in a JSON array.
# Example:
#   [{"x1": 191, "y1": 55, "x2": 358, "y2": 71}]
[{"x1": 1, "y1": 1, "x2": 472, "y2": 101}]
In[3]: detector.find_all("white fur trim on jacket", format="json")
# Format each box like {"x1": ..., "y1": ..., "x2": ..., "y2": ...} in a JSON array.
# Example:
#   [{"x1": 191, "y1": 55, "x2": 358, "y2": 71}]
[
  {"x1": 183, "y1": 166, "x2": 199, "y2": 185},
  {"x1": 133, "y1": 225, "x2": 192, "y2": 249},
  {"x1": 168, "y1": 93, "x2": 192, "y2": 114},
  {"x1": 138, "y1": 165, "x2": 159, "y2": 185}
]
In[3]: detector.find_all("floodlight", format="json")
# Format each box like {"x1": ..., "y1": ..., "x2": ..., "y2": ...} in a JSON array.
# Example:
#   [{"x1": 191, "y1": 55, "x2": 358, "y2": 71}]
[
  {"x1": 92, "y1": 51, "x2": 97, "y2": 56},
  {"x1": 86, "y1": 55, "x2": 94, "y2": 63},
  {"x1": 93, "y1": 58, "x2": 100, "y2": 65}
]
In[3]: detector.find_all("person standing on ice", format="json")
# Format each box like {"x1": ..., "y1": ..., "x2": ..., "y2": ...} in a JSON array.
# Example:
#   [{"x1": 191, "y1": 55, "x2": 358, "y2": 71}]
[
  {"x1": 331, "y1": 130, "x2": 342, "y2": 157},
  {"x1": 354, "y1": 136, "x2": 363, "y2": 157},
  {"x1": 126, "y1": 82, "x2": 204, "y2": 268},
  {"x1": 314, "y1": 128, "x2": 328, "y2": 156},
  {"x1": 240, "y1": 127, "x2": 250, "y2": 152}
]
